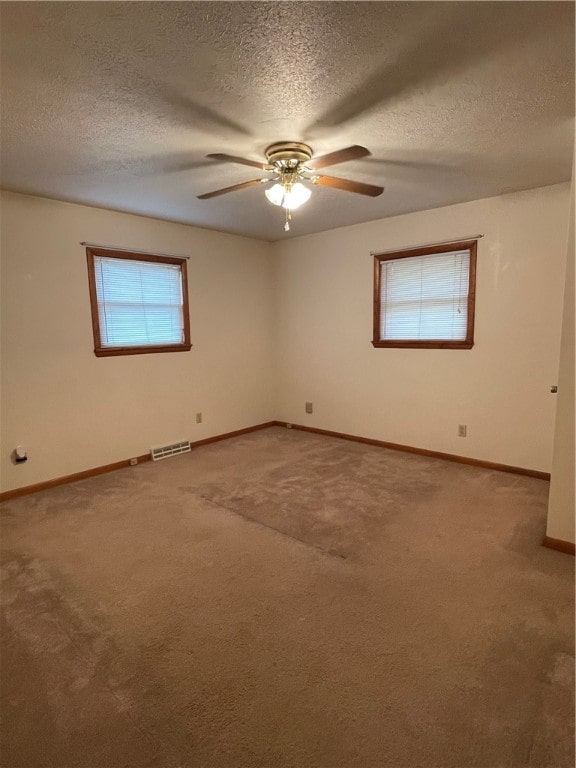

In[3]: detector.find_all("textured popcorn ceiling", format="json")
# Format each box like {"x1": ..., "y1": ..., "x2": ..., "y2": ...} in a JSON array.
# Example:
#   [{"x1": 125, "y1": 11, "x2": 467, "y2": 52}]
[{"x1": 0, "y1": 2, "x2": 574, "y2": 241}]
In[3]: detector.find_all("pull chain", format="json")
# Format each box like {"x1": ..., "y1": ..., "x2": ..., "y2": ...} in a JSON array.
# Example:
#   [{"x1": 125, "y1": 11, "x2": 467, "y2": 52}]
[{"x1": 284, "y1": 208, "x2": 292, "y2": 232}]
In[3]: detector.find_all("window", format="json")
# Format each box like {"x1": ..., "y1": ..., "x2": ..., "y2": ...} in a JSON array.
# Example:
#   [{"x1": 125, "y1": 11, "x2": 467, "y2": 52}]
[
  {"x1": 86, "y1": 247, "x2": 191, "y2": 357},
  {"x1": 372, "y1": 240, "x2": 477, "y2": 349}
]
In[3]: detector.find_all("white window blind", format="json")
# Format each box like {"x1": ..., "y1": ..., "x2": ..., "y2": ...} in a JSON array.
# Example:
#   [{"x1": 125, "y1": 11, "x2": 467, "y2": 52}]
[
  {"x1": 94, "y1": 256, "x2": 185, "y2": 348},
  {"x1": 380, "y1": 249, "x2": 470, "y2": 341}
]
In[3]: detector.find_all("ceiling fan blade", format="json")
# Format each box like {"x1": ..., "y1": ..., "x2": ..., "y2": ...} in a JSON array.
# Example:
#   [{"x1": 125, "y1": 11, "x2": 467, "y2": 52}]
[
  {"x1": 314, "y1": 175, "x2": 384, "y2": 197},
  {"x1": 207, "y1": 153, "x2": 270, "y2": 171},
  {"x1": 197, "y1": 178, "x2": 268, "y2": 200},
  {"x1": 306, "y1": 145, "x2": 371, "y2": 170}
]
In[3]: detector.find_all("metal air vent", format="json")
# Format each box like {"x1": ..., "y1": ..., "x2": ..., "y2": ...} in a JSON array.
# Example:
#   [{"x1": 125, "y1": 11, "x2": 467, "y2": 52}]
[{"x1": 151, "y1": 440, "x2": 191, "y2": 461}]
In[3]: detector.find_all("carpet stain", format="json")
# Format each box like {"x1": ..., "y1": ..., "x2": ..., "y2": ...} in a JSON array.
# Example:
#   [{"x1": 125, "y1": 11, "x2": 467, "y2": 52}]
[{"x1": 195, "y1": 443, "x2": 440, "y2": 560}]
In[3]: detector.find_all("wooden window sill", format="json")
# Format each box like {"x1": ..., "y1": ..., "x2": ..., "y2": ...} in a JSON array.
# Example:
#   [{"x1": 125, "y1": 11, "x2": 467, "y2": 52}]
[{"x1": 94, "y1": 344, "x2": 192, "y2": 357}]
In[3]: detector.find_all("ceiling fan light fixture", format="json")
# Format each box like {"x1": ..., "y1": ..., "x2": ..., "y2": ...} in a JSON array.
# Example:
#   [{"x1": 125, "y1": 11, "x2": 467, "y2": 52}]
[
  {"x1": 200, "y1": 143, "x2": 382, "y2": 233},
  {"x1": 265, "y1": 182, "x2": 311, "y2": 210}
]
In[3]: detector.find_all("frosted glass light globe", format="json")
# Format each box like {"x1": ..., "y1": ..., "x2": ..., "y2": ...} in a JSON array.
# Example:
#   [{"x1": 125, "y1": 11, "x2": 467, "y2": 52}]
[
  {"x1": 265, "y1": 182, "x2": 311, "y2": 210},
  {"x1": 264, "y1": 183, "x2": 285, "y2": 207},
  {"x1": 282, "y1": 183, "x2": 311, "y2": 210}
]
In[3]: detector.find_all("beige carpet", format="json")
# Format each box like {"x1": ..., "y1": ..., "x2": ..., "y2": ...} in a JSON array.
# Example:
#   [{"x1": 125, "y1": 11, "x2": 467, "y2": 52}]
[{"x1": 1, "y1": 427, "x2": 574, "y2": 768}]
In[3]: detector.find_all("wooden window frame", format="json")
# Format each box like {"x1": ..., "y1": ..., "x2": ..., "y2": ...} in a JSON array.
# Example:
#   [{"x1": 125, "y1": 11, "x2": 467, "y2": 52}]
[
  {"x1": 372, "y1": 240, "x2": 477, "y2": 350},
  {"x1": 86, "y1": 247, "x2": 192, "y2": 357}
]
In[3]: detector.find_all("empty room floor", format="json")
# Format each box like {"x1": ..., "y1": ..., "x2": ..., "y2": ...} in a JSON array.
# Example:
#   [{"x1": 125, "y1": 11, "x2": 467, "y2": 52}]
[{"x1": 1, "y1": 427, "x2": 574, "y2": 768}]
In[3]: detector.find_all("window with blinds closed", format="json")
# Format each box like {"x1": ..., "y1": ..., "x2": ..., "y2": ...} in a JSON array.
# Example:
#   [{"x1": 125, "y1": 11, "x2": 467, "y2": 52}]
[
  {"x1": 372, "y1": 241, "x2": 477, "y2": 349},
  {"x1": 87, "y1": 249, "x2": 192, "y2": 357}
]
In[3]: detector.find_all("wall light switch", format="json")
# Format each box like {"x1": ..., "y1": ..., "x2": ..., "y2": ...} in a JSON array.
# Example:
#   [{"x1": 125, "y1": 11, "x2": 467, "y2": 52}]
[{"x1": 305, "y1": 401, "x2": 313, "y2": 414}]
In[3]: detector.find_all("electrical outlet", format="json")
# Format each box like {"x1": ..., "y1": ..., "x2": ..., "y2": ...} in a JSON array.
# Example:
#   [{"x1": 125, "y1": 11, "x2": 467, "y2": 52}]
[
  {"x1": 196, "y1": 412, "x2": 202, "y2": 424},
  {"x1": 130, "y1": 458, "x2": 138, "y2": 466},
  {"x1": 286, "y1": 423, "x2": 292, "y2": 429},
  {"x1": 305, "y1": 401, "x2": 313, "y2": 414},
  {"x1": 458, "y1": 424, "x2": 467, "y2": 437}
]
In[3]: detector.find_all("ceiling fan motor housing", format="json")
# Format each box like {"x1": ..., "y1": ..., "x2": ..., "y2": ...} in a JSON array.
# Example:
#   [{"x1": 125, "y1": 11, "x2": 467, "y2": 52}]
[{"x1": 265, "y1": 142, "x2": 313, "y2": 167}]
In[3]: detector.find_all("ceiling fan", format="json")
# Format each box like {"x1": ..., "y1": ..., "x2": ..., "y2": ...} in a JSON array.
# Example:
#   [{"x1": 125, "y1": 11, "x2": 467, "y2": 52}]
[{"x1": 198, "y1": 142, "x2": 384, "y2": 231}]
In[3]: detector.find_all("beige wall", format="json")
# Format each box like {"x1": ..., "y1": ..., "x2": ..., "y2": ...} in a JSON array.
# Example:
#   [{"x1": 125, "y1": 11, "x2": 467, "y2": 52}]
[
  {"x1": 546, "y1": 175, "x2": 575, "y2": 543},
  {"x1": 0, "y1": 192, "x2": 274, "y2": 492},
  {"x1": 272, "y1": 184, "x2": 570, "y2": 473},
  {"x1": 1, "y1": 183, "x2": 571, "y2": 493}
]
